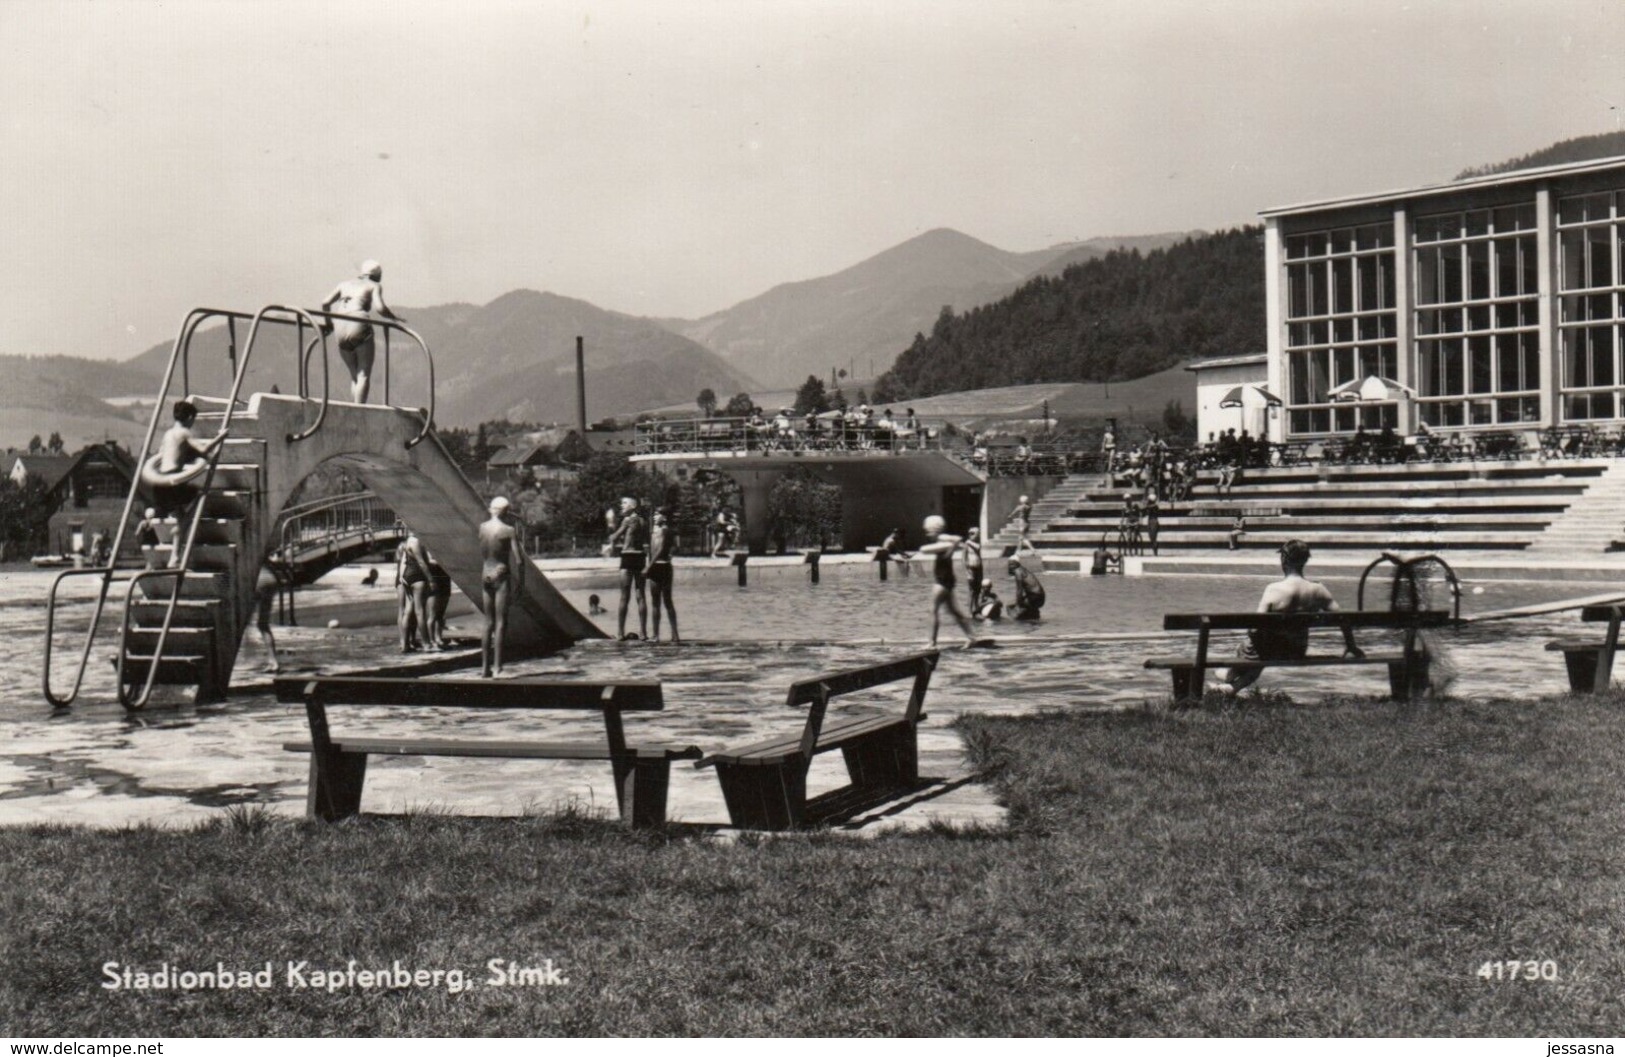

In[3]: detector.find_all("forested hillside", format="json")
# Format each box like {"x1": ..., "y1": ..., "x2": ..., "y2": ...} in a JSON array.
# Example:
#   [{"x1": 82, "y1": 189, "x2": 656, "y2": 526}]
[
  {"x1": 1456, "y1": 131, "x2": 1625, "y2": 180},
  {"x1": 872, "y1": 227, "x2": 1264, "y2": 402}
]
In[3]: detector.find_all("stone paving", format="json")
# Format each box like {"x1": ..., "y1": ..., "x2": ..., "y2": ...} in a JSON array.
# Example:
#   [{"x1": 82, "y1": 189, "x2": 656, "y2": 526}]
[{"x1": 5, "y1": 554, "x2": 1619, "y2": 833}]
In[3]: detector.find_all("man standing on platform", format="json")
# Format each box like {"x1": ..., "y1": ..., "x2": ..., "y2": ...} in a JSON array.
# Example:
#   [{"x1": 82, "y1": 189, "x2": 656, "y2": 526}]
[{"x1": 479, "y1": 496, "x2": 525, "y2": 678}]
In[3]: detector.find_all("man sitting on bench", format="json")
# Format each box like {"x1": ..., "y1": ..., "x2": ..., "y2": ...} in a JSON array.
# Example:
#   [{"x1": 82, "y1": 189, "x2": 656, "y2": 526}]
[{"x1": 1213, "y1": 539, "x2": 1363, "y2": 695}]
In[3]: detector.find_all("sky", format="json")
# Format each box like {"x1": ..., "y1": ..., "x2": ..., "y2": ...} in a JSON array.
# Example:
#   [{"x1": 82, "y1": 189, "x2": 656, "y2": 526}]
[{"x1": 1, "y1": 0, "x2": 1622, "y2": 361}]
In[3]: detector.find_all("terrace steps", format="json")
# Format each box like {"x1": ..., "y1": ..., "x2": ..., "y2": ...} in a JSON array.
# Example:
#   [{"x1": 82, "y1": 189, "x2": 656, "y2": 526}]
[
  {"x1": 1030, "y1": 458, "x2": 1625, "y2": 555},
  {"x1": 988, "y1": 473, "x2": 1106, "y2": 548}
]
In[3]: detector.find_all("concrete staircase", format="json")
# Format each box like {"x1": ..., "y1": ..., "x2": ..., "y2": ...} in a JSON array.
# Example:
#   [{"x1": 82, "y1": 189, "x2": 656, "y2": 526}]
[
  {"x1": 988, "y1": 473, "x2": 1107, "y2": 552},
  {"x1": 1028, "y1": 460, "x2": 1622, "y2": 554},
  {"x1": 1524, "y1": 460, "x2": 1625, "y2": 556}
]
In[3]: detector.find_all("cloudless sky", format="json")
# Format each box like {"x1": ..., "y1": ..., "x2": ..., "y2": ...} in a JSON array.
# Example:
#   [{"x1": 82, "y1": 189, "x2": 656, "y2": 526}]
[{"x1": 2, "y1": 0, "x2": 1621, "y2": 360}]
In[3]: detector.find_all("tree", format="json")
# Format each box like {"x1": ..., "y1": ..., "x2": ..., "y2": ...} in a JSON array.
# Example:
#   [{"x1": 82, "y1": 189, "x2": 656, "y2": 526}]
[
  {"x1": 1161, "y1": 399, "x2": 1195, "y2": 442},
  {"x1": 696, "y1": 388, "x2": 718, "y2": 418},
  {"x1": 0, "y1": 474, "x2": 51, "y2": 558},
  {"x1": 47, "y1": 432, "x2": 63, "y2": 455},
  {"x1": 793, "y1": 375, "x2": 829, "y2": 416},
  {"x1": 856, "y1": 388, "x2": 869, "y2": 407},
  {"x1": 473, "y1": 423, "x2": 492, "y2": 464},
  {"x1": 723, "y1": 392, "x2": 755, "y2": 417},
  {"x1": 546, "y1": 452, "x2": 670, "y2": 549},
  {"x1": 27, "y1": 435, "x2": 41, "y2": 454},
  {"x1": 765, "y1": 467, "x2": 841, "y2": 554}
]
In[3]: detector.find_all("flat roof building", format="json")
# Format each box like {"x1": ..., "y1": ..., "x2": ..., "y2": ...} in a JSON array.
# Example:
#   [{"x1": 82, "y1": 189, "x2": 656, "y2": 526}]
[{"x1": 1260, "y1": 153, "x2": 1625, "y2": 441}]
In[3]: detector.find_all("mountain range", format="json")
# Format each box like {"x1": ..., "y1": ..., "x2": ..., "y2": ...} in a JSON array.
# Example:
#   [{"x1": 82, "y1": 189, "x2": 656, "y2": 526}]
[
  {"x1": 666, "y1": 228, "x2": 1193, "y2": 387},
  {"x1": 120, "y1": 290, "x2": 758, "y2": 429},
  {"x1": 0, "y1": 227, "x2": 1192, "y2": 447}
]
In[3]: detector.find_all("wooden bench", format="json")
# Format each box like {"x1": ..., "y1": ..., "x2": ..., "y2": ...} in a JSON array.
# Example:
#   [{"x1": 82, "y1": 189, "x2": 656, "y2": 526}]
[
  {"x1": 1544, "y1": 604, "x2": 1625, "y2": 693},
  {"x1": 1145, "y1": 611, "x2": 1455, "y2": 703},
  {"x1": 275, "y1": 676, "x2": 701, "y2": 827},
  {"x1": 695, "y1": 650, "x2": 938, "y2": 830}
]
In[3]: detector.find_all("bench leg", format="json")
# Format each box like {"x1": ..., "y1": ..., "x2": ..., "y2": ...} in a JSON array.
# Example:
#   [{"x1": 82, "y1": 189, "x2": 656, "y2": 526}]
[
  {"x1": 713, "y1": 762, "x2": 805, "y2": 830},
  {"x1": 1559, "y1": 648, "x2": 1603, "y2": 693},
  {"x1": 307, "y1": 751, "x2": 367, "y2": 822},
  {"x1": 1169, "y1": 669, "x2": 1200, "y2": 704},
  {"x1": 1387, "y1": 659, "x2": 1432, "y2": 702},
  {"x1": 840, "y1": 729, "x2": 918, "y2": 788},
  {"x1": 612, "y1": 756, "x2": 674, "y2": 828}
]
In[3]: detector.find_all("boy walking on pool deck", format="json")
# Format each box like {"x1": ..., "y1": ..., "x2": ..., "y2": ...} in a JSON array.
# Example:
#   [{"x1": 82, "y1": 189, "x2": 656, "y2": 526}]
[
  {"x1": 479, "y1": 496, "x2": 525, "y2": 678},
  {"x1": 1212, "y1": 539, "x2": 1363, "y2": 695}
]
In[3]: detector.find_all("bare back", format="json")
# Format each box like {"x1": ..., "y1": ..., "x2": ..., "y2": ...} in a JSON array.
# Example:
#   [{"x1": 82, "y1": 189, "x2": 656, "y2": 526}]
[{"x1": 156, "y1": 423, "x2": 203, "y2": 474}]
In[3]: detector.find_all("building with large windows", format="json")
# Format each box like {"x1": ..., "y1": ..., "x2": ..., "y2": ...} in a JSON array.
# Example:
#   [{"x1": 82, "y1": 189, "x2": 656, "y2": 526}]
[{"x1": 1260, "y1": 154, "x2": 1625, "y2": 441}]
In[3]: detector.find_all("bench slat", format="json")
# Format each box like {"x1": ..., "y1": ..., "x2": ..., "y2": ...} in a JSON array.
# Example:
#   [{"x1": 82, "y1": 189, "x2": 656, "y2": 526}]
[
  {"x1": 1545, "y1": 640, "x2": 1613, "y2": 652},
  {"x1": 698, "y1": 713, "x2": 907, "y2": 768},
  {"x1": 274, "y1": 676, "x2": 663, "y2": 710},
  {"x1": 285, "y1": 738, "x2": 701, "y2": 761},
  {"x1": 1578, "y1": 605, "x2": 1625, "y2": 622},
  {"x1": 785, "y1": 651, "x2": 937, "y2": 707},
  {"x1": 1161, "y1": 611, "x2": 1452, "y2": 632},
  {"x1": 1145, "y1": 653, "x2": 1407, "y2": 670}
]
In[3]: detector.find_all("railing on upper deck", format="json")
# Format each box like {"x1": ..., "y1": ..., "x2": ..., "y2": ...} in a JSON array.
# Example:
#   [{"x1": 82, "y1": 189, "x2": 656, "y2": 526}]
[{"x1": 634, "y1": 416, "x2": 950, "y2": 457}]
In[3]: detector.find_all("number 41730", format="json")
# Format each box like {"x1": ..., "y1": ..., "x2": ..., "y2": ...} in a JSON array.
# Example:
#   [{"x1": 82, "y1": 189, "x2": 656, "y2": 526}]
[{"x1": 1478, "y1": 960, "x2": 1558, "y2": 981}]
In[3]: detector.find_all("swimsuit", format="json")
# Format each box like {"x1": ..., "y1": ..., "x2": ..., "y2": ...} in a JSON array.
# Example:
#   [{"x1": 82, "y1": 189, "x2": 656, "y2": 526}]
[
  {"x1": 428, "y1": 561, "x2": 451, "y2": 593},
  {"x1": 400, "y1": 547, "x2": 428, "y2": 586},
  {"x1": 482, "y1": 560, "x2": 510, "y2": 588},
  {"x1": 647, "y1": 561, "x2": 673, "y2": 590},
  {"x1": 933, "y1": 549, "x2": 955, "y2": 589},
  {"x1": 137, "y1": 523, "x2": 160, "y2": 548}
]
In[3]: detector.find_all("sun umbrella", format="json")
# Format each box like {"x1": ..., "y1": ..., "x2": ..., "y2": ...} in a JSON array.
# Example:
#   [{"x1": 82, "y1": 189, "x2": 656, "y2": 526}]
[
  {"x1": 1217, "y1": 385, "x2": 1283, "y2": 409},
  {"x1": 1329, "y1": 374, "x2": 1416, "y2": 402}
]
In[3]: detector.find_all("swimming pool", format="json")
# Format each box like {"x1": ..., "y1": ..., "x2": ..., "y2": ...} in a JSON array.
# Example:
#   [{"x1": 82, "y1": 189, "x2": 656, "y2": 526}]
[{"x1": 4, "y1": 560, "x2": 1615, "y2": 826}]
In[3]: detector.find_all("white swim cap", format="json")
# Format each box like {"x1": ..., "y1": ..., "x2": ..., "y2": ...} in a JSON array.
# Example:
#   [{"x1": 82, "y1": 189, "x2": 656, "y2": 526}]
[
  {"x1": 1020, "y1": 495, "x2": 1030, "y2": 503},
  {"x1": 359, "y1": 259, "x2": 382, "y2": 280},
  {"x1": 923, "y1": 515, "x2": 946, "y2": 535},
  {"x1": 490, "y1": 496, "x2": 510, "y2": 512}
]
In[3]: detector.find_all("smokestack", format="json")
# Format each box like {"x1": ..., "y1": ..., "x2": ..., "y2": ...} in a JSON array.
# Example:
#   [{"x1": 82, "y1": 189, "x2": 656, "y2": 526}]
[{"x1": 575, "y1": 336, "x2": 588, "y2": 437}]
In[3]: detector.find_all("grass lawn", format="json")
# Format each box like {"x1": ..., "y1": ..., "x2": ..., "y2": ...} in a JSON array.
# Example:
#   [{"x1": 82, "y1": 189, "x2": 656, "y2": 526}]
[{"x1": 3, "y1": 693, "x2": 1624, "y2": 1036}]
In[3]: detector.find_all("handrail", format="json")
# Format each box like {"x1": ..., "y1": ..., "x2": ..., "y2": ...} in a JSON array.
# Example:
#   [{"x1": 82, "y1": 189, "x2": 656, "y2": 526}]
[
  {"x1": 298, "y1": 308, "x2": 436, "y2": 449},
  {"x1": 275, "y1": 492, "x2": 395, "y2": 566},
  {"x1": 42, "y1": 305, "x2": 223, "y2": 708}
]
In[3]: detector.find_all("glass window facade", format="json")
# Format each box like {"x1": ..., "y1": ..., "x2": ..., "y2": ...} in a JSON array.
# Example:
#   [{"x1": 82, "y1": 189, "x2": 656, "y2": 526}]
[
  {"x1": 1284, "y1": 223, "x2": 1398, "y2": 434},
  {"x1": 1275, "y1": 169, "x2": 1625, "y2": 440},
  {"x1": 1412, "y1": 203, "x2": 1540, "y2": 428},
  {"x1": 1557, "y1": 190, "x2": 1625, "y2": 420}
]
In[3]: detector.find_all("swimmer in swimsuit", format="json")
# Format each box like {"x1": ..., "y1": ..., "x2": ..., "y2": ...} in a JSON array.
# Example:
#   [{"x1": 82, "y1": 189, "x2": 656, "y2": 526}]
[
  {"x1": 425, "y1": 551, "x2": 452, "y2": 650},
  {"x1": 645, "y1": 507, "x2": 680, "y2": 644},
  {"x1": 251, "y1": 564, "x2": 282, "y2": 673},
  {"x1": 1008, "y1": 559, "x2": 1047, "y2": 621},
  {"x1": 1213, "y1": 539, "x2": 1362, "y2": 695},
  {"x1": 151, "y1": 400, "x2": 227, "y2": 563},
  {"x1": 1009, "y1": 496, "x2": 1036, "y2": 555},
  {"x1": 606, "y1": 496, "x2": 649, "y2": 641},
  {"x1": 962, "y1": 526, "x2": 985, "y2": 616},
  {"x1": 478, "y1": 496, "x2": 525, "y2": 677},
  {"x1": 397, "y1": 530, "x2": 432, "y2": 654},
  {"x1": 918, "y1": 515, "x2": 976, "y2": 649},
  {"x1": 318, "y1": 259, "x2": 403, "y2": 404},
  {"x1": 136, "y1": 507, "x2": 162, "y2": 570}
]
